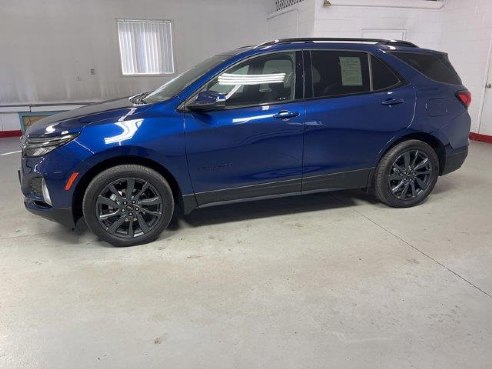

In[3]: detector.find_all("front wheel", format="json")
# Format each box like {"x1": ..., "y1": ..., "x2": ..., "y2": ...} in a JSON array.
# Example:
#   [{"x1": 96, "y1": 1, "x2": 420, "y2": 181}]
[
  {"x1": 82, "y1": 165, "x2": 174, "y2": 246},
  {"x1": 374, "y1": 140, "x2": 439, "y2": 208}
]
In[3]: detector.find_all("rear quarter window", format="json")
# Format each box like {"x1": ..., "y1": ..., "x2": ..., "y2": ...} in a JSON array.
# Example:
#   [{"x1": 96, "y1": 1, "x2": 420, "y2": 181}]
[
  {"x1": 371, "y1": 55, "x2": 401, "y2": 91},
  {"x1": 391, "y1": 51, "x2": 462, "y2": 85}
]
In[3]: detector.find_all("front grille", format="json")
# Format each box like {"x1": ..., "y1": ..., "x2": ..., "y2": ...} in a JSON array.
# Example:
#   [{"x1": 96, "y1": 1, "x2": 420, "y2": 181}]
[
  {"x1": 29, "y1": 177, "x2": 43, "y2": 197},
  {"x1": 33, "y1": 200, "x2": 51, "y2": 209}
]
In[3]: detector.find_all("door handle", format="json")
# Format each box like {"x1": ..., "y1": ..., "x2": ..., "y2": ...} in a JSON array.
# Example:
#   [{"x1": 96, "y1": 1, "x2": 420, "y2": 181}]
[
  {"x1": 273, "y1": 110, "x2": 299, "y2": 120},
  {"x1": 381, "y1": 98, "x2": 404, "y2": 106}
]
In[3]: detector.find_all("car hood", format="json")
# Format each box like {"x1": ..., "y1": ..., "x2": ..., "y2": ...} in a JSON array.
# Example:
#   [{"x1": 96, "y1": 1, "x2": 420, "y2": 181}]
[{"x1": 25, "y1": 97, "x2": 152, "y2": 138}]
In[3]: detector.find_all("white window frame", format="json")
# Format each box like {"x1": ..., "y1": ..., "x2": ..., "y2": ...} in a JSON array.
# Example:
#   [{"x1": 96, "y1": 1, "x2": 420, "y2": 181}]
[{"x1": 116, "y1": 19, "x2": 175, "y2": 77}]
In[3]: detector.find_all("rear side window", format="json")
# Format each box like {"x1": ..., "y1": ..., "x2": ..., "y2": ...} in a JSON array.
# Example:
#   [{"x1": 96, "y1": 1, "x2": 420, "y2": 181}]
[
  {"x1": 310, "y1": 51, "x2": 371, "y2": 98},
  {"x1": 371, "y1": 56, "x2": 401, "y2": 91},
  {"x1": 391, "y1": 52, "x2": 462, "y2": 85}
]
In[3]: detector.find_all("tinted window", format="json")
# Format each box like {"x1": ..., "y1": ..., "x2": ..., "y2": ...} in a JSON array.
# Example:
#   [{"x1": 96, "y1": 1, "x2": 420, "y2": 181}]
[
  {"x1": 371, "y1": 56, "x2": 401, "y2": 90},
  {"x1": 145, "y1": 54, "x2": 231, "y2": 103},
  {"x1": 391, "y1": 51, "x2": 462, "y2": 85},
  {"x1": 310, "y1": 51, "x2": 370, "y2": 98},
  {"x1": 201, "y1": 52, "x2": 296, "y2": 108}
]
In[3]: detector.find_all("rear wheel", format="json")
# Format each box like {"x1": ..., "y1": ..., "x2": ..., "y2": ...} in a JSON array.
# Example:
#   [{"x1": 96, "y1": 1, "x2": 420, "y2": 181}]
[
  {"x1": 374, "y1": 140, "x2": 439, "y2": 207},
  {"x1": 82, "y1": 165, "x2": 174, "y2": 246}
]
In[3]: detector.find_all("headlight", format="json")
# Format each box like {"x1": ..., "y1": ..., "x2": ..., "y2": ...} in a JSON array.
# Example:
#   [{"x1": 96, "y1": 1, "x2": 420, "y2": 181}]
[{"x1": 21, "y1": 134, "x2": 78, "y2": 157}]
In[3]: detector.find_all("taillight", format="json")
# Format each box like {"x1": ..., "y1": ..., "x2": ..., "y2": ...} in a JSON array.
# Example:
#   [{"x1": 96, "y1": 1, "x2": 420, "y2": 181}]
[{"x1": 456, "y1": 90, "x2": 472, "y2": 109}]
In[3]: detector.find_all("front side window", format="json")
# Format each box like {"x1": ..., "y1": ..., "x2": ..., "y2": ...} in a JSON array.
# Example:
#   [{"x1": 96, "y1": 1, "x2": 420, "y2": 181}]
[
  {"x1": 200, "y1": 52, "x2": 297, "y2": 108},
  {"x1": 310, "y1": 51, "x2": 371, "y2": 98}
]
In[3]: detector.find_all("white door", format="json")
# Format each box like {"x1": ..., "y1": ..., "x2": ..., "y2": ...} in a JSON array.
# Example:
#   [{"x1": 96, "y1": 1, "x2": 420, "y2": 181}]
[{"x1": 479, "y1": 66, "x2": 492, "y2": 135}]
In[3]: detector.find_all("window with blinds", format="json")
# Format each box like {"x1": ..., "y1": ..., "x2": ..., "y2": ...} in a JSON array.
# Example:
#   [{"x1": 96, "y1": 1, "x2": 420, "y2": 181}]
[{"x1": 117, "y1": 19, "x2": 175, "y2": 75}]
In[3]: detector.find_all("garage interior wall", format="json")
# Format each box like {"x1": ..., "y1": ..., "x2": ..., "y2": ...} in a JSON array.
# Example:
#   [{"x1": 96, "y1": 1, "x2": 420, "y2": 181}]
[
  {"x1": 0, "y1": 0, "x2": 270, "y2": 130},
  {"x1": 439, "y1": 0, "x2": 492, "y2": 136}
]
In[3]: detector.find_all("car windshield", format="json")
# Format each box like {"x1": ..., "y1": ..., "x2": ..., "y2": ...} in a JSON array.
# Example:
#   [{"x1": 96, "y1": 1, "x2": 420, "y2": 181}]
[{"x1": 143, "y1": 54, "x2": 233, "y2": 104}]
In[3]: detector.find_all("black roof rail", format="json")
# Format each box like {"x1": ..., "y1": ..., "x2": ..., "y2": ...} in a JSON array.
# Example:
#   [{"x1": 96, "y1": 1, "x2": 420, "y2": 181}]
[{"x1": 258, "y1": 38, "x2": 418, "y2": 48}]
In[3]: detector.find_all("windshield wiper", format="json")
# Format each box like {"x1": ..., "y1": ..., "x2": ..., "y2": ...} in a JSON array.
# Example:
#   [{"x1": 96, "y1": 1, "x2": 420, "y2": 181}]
[{"x1": 129, "y1": 92, "x2": 150, "y2": 105}]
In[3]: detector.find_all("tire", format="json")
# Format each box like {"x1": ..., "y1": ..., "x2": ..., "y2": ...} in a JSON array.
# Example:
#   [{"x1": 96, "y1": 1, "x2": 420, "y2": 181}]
[
  {"x1": 82, "y1": 165, "x2": 174, "y2": 246},
  {"x1": 374, "y1": 140, "x2": 439, "y2": 208}
]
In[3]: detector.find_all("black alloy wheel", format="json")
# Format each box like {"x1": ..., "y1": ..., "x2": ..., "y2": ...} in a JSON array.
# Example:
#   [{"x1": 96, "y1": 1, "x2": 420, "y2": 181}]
[
  {"x1": 96, "y1": 178, "x2": 163, "y2": 239},
  {"x1": 374, "y1": 140, "x2": 439, "y2": 207},
  {"x1": 388, "y1": 150, "x2": 433, "y2": 200},
  {"x1": 83, "y1": 165, "x2": 174, "y2": 246}
]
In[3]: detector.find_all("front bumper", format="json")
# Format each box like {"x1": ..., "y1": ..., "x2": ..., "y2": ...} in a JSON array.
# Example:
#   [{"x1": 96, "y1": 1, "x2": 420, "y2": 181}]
[
  {"x1": 19, "y1": 143, "x2": 86, "y2": 229},
  {"x1": 20, "y1": 168, "x2": 75, "y2": 229},
  {"x1": 442, "y1": 146, "x2": 468, "y2": 175},
  {"x1": 24, "y1": 198, "x2": 75, "y2": 229}
]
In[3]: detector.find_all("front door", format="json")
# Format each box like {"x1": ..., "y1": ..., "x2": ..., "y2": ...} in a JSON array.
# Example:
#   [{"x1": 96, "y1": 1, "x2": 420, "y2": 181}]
[{"x1": 184, "y1": 51, "x2": 305, "y2": 205}]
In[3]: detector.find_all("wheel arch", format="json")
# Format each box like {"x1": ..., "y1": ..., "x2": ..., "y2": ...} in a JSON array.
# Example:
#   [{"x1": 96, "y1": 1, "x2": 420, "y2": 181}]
[
  {"x1": 72, "y1": 155, "x2": 186, "y2": 223},
  {"x1": 372, "y1": 132, "x2": 446, "y2": 188}
]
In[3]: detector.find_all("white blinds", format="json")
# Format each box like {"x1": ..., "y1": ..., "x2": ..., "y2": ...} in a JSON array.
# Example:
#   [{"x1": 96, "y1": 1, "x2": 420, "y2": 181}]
[{"x1": 117, "y1": 20, "x2": 174, "y2": 75}]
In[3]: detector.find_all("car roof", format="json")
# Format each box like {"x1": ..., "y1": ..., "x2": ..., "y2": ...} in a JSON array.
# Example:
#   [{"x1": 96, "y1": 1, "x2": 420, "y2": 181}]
[
  {"x1": 231, "y1": 38, "x2": 444, "y2": 57},
  {"x1": 256, "y1": 38, "x2": 419, "y2": 48}
]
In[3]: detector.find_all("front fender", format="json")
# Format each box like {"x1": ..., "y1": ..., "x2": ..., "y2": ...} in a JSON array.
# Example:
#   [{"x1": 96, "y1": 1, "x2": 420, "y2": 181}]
[
  {"x1": 76, "y1": 144, "x2": 193, "y2": 195},
  {"x1": 71, "y1": 112, "x2": 192, "y2": 193}
]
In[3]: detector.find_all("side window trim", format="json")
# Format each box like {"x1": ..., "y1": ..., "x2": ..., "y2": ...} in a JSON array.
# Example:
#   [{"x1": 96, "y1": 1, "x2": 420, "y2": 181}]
[
  {"x1": 368, "y1": 53, "x2": 374, "y2": 91},
  {"x1": 294, "y1": 50, "x2": 304, "y2": 101},
  {"x1": 303, "y1": 50, "x2": 313, "y2": 99},
  {"x1": 183, "y1": 50, "x2": 304, "y2": 112}
]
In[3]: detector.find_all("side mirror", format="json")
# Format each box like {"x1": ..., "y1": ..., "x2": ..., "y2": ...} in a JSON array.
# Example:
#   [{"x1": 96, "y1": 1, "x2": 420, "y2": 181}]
[{"x1": 188, "y1": 91, "x2": 226, "y2": 111}]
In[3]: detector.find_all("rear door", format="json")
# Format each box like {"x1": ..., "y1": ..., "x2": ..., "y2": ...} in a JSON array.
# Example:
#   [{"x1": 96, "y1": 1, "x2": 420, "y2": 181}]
[{"x1": 302, "y1": 49, "x2": 416, "y2": 192}]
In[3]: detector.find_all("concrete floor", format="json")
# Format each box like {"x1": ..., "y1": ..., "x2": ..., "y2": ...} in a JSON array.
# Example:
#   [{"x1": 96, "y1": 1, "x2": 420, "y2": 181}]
[{"x1": 0, "y1": 137, "x2": 491, "y2": 369}]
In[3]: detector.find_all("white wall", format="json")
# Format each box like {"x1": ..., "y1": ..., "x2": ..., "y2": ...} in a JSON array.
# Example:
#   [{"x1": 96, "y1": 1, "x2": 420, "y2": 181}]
[
  {"x1": 440, "y1": 0, "x2": 492, "y2": 135},
  {"x1": 0, "y1": 0, "x2": 269, "y2": 106},
  {"x1": 0, "y1": 113, "x2": 21, "y2": 131},
  {"x1": 312, "y1": 0, "x2": 443, "y2": 51},
  {"x1": 267, "y1": 0, "x2": 315, "y2": 39},
  {"x1": 267, "y1": 0, "x2": 444, "y2": 48}
]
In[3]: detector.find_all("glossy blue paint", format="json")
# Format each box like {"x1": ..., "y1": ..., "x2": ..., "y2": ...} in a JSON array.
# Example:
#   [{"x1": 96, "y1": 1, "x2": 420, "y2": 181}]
[
  {"x1": 19, "y1": 40, "x2": 471, "y2": 227},
  {"x1": 303, "y1": 85, "x2": 417, "y2": 175},
  {"x1": 185, "y1": 101, "x2": 305, "y2": 194}
]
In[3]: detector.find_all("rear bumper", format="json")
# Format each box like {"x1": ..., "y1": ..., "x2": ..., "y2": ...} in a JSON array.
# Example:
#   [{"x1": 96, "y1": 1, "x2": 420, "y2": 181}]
[
  {"x1": 24, "y1": 198, "x2": 75, "y2": 229},
  {"x1": 442, "y1": 146, "x2": 468, "y2": 175}
]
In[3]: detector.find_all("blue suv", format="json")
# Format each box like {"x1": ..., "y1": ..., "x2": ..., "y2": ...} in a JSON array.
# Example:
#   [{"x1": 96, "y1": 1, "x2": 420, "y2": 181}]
[{"x1": 19, "y1": 38, "x2": 471, "y2": 246}]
